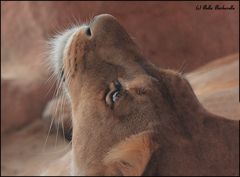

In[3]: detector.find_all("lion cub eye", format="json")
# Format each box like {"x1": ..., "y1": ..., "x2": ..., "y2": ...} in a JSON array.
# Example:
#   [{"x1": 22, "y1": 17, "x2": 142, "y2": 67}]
[
  {"x1": 111, "y1": 81, "x2": 122, "y2": 103},
  {"x1": 112, "y1": 90, "x2": 120, "y2": 102},
  {"x1": 106, "y1": 81, "x2": 122, "y2": 107}
]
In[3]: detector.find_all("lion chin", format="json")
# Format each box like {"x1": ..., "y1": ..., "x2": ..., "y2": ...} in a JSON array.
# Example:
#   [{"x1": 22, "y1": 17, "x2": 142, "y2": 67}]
[{"x1": 42, "y1": 14, "x2": 239, "y2": 176}]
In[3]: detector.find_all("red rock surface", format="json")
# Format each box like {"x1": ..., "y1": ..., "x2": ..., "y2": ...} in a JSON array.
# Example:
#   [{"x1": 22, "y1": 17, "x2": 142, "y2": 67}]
[
  {"x1": 1, "y1": 78, "x2": 55, "y2": 133},
  {"x1": 1, "y1": 1, "x2": 239, "y2": 133}
]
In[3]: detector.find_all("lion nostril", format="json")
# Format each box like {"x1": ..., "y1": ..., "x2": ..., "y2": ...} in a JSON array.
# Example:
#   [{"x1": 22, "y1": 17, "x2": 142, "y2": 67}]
[{"x1": 86, "y1": 27, "x2": 91, "y2": 36}]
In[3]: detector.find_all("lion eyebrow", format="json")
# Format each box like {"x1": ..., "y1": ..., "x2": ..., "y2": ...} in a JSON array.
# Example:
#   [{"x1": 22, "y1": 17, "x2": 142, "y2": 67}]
[{"x1": 100, "y1": 60, "x2": 126, "y2": 78}]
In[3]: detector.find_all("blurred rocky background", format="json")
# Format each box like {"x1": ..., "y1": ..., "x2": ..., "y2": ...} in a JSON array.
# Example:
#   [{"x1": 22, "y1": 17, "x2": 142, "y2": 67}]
[{"x1": 1, "y1": 1, "x2": 239, "y2": 175}]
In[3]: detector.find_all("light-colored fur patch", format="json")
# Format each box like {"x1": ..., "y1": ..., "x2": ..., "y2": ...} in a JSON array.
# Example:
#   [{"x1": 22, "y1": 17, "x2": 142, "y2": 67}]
[
  {"x1": 48, "y1": 26, "x2": 86, "y2": 77},
  {"x1": 103, "y1": 131, "x2": 157, "y2": 176}
]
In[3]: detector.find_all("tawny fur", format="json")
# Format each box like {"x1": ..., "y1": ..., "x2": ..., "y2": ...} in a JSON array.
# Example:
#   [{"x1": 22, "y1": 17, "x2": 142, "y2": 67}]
[{"x1": 42, "y1": 14, "x2": 239, "y2": 176}]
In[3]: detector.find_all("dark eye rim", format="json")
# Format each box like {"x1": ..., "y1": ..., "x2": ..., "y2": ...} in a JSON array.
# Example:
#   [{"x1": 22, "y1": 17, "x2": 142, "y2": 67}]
[{"x1": 114, "y1": 80, "x2": 122, "y2": 91}]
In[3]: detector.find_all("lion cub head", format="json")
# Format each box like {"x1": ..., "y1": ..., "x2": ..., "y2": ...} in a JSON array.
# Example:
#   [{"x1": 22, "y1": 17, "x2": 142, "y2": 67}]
[{"x1": 49, "y1": 14, "x2": 201, "y2": 176}]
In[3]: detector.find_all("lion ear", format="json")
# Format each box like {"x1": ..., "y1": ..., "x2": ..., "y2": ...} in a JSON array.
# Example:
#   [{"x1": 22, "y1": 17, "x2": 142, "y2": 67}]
[{"x1": 103, "y1": 131, "x2": 157, "y2": 176}]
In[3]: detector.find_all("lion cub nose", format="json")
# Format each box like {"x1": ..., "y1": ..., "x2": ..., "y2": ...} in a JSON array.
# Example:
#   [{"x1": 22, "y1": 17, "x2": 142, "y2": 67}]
[
  {"x1": 90, "y1": 14, "x2": 117, "y2": 30},
  {"x1": 90, "y1": 14, "x2": 133, "y2": 46},
  {"x1": 90, "y1": 14, "x2": 120, "y2": 37},
  {"x1": 92, "y1": 14, "x2": 116, "y2": 24}
]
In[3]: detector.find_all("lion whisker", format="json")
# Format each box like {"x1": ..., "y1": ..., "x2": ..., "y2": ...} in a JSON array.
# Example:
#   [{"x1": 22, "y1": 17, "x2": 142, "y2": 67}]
[
  {"x1": 39, "y1": 140, "x2": 72, "y2": 156},
  {"x1": 42, "y1": 113, "x2": 55, "y2": 153},
  {"x1": 43, "y1": 74, "x2": 58, "y2": 98},
  {"x1": 43, "y1": 66, "x2": 65, "y2": 150},
  {"x1": 45, "y1": 81, "x2": 57, "y2": 98},
  {"x1": 54, "y1": 114, "x2": 60, "y2": 149},
  {"x1": 178, "y1": 60, "x2": 188, "y2": 75},
  {"x1": 60, "y1": 94, "x2": 67, "y2": 143},
  {"x1": 53, "y1": 87, "x2": 65, "y2": 147}
]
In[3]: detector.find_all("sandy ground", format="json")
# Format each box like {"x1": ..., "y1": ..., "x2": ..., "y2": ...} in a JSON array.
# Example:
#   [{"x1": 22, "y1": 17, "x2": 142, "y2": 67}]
[
  {"x1": 1, "y1": 54, "x2": 239, "y2": 176},
  {"x1": 1, "y1": 120, "x2": 70, "y2": 176}
]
